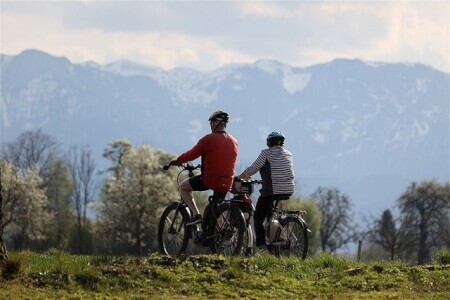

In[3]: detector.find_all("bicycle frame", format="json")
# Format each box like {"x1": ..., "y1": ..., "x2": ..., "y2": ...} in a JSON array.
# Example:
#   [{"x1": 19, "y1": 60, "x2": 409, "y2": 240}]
[{"x1": 270, "y1": 200, "x2": 310, "y2": 233}]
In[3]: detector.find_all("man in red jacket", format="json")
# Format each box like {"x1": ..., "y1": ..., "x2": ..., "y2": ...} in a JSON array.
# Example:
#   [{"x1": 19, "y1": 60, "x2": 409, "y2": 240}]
[{"x1": 170, "y1": 110, "x2": 239, "y2": 225}]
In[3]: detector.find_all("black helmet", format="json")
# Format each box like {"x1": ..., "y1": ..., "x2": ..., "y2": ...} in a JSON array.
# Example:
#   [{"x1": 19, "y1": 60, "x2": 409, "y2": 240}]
[
  {"x1": 208, "y1": 110, "x2": 229, "y2": 123},
  {"x1": 267, "y1": 131, "x2": 285, "y2": 147}
]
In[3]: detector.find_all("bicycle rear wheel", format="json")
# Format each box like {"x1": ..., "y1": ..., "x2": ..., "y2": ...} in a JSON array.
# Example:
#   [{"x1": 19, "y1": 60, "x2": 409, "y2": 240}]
[
  {"x1": 241, "y1": 226, "x2": 254, "y2": 256},
  {"x1": 209, "y1": 204, "x2": 246, "y2": 256},
  {"x1": 273, "y1": 217, "x2": 308, "y2": 259},
  {"x1": 158, "y1": 202, "x2": 190, "y2": 256}
]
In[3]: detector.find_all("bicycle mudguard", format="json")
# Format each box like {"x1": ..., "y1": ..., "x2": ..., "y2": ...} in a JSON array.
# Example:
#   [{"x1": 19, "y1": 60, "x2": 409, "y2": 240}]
[
  {"x1": 296, "y1": 215, "x2": 311, "y2": 232},
  {"x1": 167, "y1": 200, "x2": 192, "y2": 220},
  {"x1": 230, "y1": 197, "x2": 255, "y2": 214},
  {"x1": 280, "y1": 209, "x2": 312, "y2": 234},
  {"x1": 167, "y1": 200, "x2": 195, "y2": 238}
]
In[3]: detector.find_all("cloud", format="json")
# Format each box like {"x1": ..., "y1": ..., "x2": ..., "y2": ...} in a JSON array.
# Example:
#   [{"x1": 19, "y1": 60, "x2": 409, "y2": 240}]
[
  {"x1": 1, "y1": 6, "x2": 253, "y2": 70},
  {"x1": 1, "y1": 1, "x2": 448, "y2": 72},
  {"x1": 239, "y1": 2, "x2": 289, "y2": 18},
  {"x1": 238, "y1": 2, "x2": 449, "y2": 71}
]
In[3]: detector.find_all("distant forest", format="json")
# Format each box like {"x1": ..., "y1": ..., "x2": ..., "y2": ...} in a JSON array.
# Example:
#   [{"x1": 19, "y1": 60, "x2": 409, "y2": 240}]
[{"x1": 1, "y1": 129, "x2": 449, "y2": 264}]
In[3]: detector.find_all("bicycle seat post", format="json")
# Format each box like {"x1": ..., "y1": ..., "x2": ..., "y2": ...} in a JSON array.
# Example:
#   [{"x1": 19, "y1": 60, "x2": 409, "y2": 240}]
[{"x1": 273, "y1": 199, "x2": 281, "y2": 215}]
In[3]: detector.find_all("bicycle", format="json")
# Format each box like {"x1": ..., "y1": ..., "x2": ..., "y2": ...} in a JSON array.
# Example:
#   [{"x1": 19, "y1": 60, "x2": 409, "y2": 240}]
[
  {"x1": 264, "y1": 195, "x2": 310, "y2": 259},
  {"x1": 231, "y1": 177, "x2": 310, "y2": 258},
  {"x1": 227, "y1": 177, "x2": 261, "y2": 255},
  {"x1": 157, "y1": 163, "x2": 247, "y2": 257}
]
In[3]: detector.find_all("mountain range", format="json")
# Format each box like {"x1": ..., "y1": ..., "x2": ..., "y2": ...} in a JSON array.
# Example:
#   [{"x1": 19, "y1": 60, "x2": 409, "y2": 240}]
[{"x1": 1, "y1": 49, "x2": 449, "y2": 219}]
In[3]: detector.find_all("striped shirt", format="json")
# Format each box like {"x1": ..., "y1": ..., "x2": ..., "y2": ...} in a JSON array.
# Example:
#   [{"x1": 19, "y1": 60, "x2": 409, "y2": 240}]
[{"x1": 242, "y1": 146, "x2": 295, "y2": 196}]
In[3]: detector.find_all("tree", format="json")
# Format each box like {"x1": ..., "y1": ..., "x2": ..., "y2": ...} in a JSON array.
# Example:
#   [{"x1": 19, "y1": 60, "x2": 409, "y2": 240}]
[
  {"x1": 397, "y1": 180, "x2": 450, "y2": 264},
  {"x1": 66, "y1": 145, "x2": 96, "y2": 254},
  {"x1": 98, "y1": 142, "x2": 179, "y2": 255},
  {"x1": 0, "y1": 161, "x2": 52, "y2": 250},
  {"x1": 2, "y1": 129, "x2": 58, "y2": 179},
  {"x1": 436, "y1": 182, "x2": 450, "y2": 249},
  {"x1": 2, "y1": 130, "x2": 62, "y2": 251},
  {"x1": 96, "y1": 141, "x2": 133, "y2": 254},
  {"x1": 367, "y1": 209, "x2": 413, "y2": 260},
  {"x1": 312, "y1": 187, "x2": 356, "y2": 253},
  {"x1": 0, "y1": 162, "x2": 7, "y2": 260},
  {"x1": 44, "y1": 159, "x2": 74, "y2": 250},
  {"x1": 102, "y1": 140, "x2": 132, "y2": 179}
]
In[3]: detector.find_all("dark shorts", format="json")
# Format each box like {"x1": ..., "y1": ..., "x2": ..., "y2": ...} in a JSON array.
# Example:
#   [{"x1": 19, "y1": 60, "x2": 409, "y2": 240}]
[{"x1": 189, "y1": 175, "x2": 209, "y2": 191}]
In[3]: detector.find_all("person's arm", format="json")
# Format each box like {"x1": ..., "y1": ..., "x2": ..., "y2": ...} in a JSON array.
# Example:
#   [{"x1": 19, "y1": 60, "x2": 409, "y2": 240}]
[
  {"x1": 237, "y1": 150, "x2": 268, "y2": 179},
  {"x1": 176, "y1": 136, "x2": 207, "y2": 164}
]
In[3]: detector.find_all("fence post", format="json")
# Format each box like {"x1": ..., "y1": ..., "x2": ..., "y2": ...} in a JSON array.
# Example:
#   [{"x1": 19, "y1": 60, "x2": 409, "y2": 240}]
[{"x1": 357, "y1": 240, "x2": 362, "y2": 262}]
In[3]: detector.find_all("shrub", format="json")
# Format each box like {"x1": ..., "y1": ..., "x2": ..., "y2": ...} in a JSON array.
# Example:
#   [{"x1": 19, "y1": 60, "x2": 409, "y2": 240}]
[
  {"x1": 75, "y1": 270, "x2": 102, "y2": 291},
  {"x1": 432, "y1": 248, "x2": 450, "y2": 265},
  {"x1": 1, "y1": 256, "x2": 26, "y2": 279},
  {"x1": 310, "y1": 252, "x2": 352, "y2": 270}
]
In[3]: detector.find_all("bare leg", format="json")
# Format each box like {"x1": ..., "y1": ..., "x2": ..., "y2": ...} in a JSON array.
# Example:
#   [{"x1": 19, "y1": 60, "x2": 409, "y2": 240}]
[{"x1": 180, "y1": 179, "x2": 200, "y2": 216}]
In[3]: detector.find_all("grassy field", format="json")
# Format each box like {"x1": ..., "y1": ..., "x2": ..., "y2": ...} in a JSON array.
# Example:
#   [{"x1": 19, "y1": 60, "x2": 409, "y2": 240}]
[{"x1": 1, "y1": 250, "x2": 449, "y2": 299}]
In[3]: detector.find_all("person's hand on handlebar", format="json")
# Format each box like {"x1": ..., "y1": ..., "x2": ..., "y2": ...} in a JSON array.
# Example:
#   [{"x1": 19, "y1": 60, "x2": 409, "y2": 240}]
[
  {"x1": 163, "y1": 159, "x2": 181, "y2": 170},
  {"x1": 169, "y1": 159, "x2": 180, "y2": 167},
  {"x1": 237, "y1": 172, "x2": 250, "y2": 180}
]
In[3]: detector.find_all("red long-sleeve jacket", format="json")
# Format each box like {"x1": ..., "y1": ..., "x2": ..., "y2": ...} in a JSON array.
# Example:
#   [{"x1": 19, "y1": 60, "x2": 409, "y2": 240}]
[{"x1": 177, "y1": 131, "x2": 239, "y2": 193}]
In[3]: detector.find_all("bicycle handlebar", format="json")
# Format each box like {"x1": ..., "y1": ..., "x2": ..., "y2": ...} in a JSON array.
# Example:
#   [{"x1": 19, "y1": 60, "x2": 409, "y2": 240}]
[
  {"x1": 162, "y1": 162, "x2": 201, "y2": 172},
  {"x1": 236, "y1": 177, "x2": 263, "y2": 185},
  {"x1": 245, "y1": 179, "x2": 263, "y2": 185},
  {"x1": 163, "y1": 162, "x2": 201, "y2": 183}
]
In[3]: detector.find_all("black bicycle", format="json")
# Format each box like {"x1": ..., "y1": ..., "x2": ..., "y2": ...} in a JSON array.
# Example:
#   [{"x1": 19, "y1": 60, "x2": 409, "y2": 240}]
[{"x1": 158, "y1": 163, "x2": 247, "y2": 256}]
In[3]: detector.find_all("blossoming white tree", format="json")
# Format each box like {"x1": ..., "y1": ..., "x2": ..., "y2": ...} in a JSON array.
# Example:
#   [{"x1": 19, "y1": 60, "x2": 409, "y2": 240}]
[
  {"x1": 1, "y1": 161, "x2": 52, "y2": 251},
  {"x1": 98, "y1": 141, "x2": 179, "y2": 255}
]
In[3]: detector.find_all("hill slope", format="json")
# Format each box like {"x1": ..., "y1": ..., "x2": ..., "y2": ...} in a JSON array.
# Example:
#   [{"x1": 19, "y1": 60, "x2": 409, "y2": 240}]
[{"x1": 1, "y1": 252, "x2": 449, "y2": 299}]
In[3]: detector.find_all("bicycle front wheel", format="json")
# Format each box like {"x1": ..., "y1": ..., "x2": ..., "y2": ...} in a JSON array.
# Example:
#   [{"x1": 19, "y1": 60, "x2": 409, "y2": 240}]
[
  {"x1": 158, "y1": 202, "x2": 190, "y2": 256},
  {"x1": 209, "y1": 204, "x2": 246, "y2": 256},
  {"x1": 273, "y1": 217, "x2": 308, "y2": 259}
]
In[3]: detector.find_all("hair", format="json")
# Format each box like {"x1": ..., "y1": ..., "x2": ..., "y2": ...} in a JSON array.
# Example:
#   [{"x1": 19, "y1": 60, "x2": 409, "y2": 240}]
[{"x1": 267, "y1": 139, "x2": 284, "y2": 147}]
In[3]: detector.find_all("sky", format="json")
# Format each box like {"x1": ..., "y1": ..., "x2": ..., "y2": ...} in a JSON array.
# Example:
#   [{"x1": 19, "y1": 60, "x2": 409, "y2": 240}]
[{"x1": 0, "y1": 1, "x2": 449, "y2": 73}]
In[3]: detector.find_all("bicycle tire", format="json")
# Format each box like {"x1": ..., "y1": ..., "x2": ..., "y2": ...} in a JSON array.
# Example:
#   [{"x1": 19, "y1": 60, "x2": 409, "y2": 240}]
[
  {"x1": 241, "y1": 226, "x2": 254, "y2": 256},
  {"x1": 158, "y1": 202, "x2": 190, "y2": 256},
  {"x1": 209, "y1": 204, "x2": 246, "y2": 256},
  {"x1": 273, "y1": 216, "x2": 308, "y2": 259}
]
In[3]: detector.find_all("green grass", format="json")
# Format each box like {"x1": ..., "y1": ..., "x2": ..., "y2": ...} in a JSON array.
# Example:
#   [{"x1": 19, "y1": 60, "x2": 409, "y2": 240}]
[{"x1": 1, "y1": 251, "x2": 449, "y2": 299}]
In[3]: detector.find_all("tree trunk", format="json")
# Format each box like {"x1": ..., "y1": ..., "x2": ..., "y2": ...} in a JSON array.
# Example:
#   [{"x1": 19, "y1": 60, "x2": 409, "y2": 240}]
[
  {"x1": 0, "y1": 213, "x2": 6, "y2": 260},
  {"x1": 77, "y1": 224, "x2": 84, "y2": 254},
  {"x1": 0, "y1": 179, "x2": 6, "y2": 260},
  {"x1": 418, "y1": 218, "x2": 429, "y2": 265},
  {"x1": 0, "y1": 240, "x2": 6, "y2": 260},
  {"x1": 390, "y1": 245, "x2": 395, "y2": 261}
]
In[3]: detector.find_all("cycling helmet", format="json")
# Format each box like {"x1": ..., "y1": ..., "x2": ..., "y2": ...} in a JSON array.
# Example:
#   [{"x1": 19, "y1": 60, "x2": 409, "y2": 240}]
[
  {"x1": 267, "y1": 131, "x2": 285, "y2": 147},
  {"x1": 208, "y1": 110, "x2": 229, "y2": 123}
]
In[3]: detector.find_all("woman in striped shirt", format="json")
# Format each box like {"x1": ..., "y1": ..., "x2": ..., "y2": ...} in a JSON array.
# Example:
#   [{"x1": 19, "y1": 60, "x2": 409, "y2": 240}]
[{"x1": 237, "y1": 132, "x2": 295, "y2": 253}]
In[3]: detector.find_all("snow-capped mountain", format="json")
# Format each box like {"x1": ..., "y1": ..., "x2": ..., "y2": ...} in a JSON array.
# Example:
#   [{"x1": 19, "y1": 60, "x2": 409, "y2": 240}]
[{"x1": 1, "y1": 49, "x2": 449, "y2": 217}]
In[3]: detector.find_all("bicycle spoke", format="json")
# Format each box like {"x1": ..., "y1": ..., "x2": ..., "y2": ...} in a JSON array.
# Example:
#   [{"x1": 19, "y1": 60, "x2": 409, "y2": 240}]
[
  {"x1": 158, "y1": 204, "x2": 189, "y2": 256},
  {"x1": 163, "y1": 216, "x2": 184, "y2": 253},
  {"x1": 213, "y1": 209, "x2": 242, "y2": 256},
  {"x1": 276, "y1": 219, "x2": 307, "y2": 258}
]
